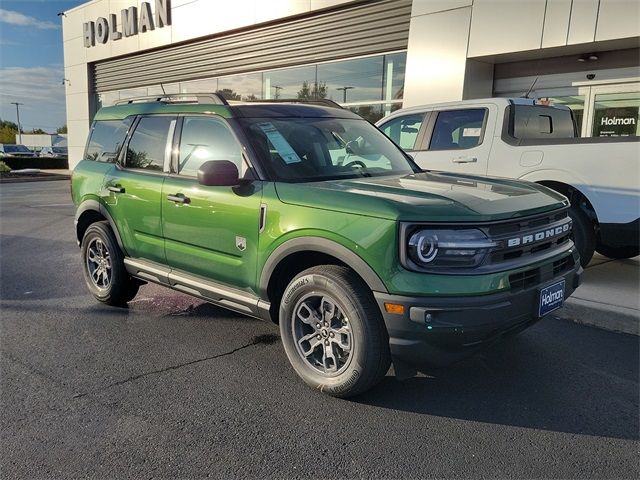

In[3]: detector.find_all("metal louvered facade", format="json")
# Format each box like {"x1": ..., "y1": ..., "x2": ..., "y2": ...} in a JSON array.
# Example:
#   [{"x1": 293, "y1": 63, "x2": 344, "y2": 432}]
[{"x1": 92, "y1": 0, "x2": 411, "y2": 93}]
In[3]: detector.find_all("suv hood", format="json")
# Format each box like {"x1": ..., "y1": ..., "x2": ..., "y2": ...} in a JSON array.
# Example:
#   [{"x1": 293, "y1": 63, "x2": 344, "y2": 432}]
[{"x1": 275, "y1": 171, "x2": 568, "y2": 222}]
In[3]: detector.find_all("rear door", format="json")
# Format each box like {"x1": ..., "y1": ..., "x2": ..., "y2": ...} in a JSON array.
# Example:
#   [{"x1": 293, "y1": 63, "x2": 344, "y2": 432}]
[
  {"x1": 411, "y1": 104, "x2": 497, "y2": 176},
  {"x1": 161, "y1": 115, "x2": 263, "y2": 291},
  {"x1": 102, "y1": 115, "x2": 176, "y2": 264}
]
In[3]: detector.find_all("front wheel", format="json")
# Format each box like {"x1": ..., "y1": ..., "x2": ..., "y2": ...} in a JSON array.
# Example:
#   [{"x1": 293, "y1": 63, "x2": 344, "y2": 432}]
[
  {"x1": 568, "y1": 206, "x2": 596, "y2": 267},
  {"x1": 81, "y1": 222, "x2": 140, "y2": 306},
  {"x1": 279, "y1": 265, "x2": 391, "y2": 398}
]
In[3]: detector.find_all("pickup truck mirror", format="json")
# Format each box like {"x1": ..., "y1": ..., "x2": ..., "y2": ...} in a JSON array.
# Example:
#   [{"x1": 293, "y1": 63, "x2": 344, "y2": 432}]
[{"x1": 197, "y1": 160, "x2": 240, "y2": 187}]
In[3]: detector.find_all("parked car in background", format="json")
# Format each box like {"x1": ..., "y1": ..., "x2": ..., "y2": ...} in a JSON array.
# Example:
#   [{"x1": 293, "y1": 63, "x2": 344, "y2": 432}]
[
  {"x1": 39, "y1": 146, "x2": 68, "y2": 158},
  {"x1": 377, "y1": 98, "x2": 640, "y2": 266},
  {"x1": 0, "y1": 144, "x2": 37, "y2": 158}
]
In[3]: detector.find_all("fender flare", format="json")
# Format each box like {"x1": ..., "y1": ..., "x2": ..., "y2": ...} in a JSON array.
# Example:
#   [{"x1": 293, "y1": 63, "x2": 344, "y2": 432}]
[
  {"x1": 75, "y1": 199, "x2": 127, "y2": 254},
  {"x1": 259, "y1": 236, "x2": 388, "y2": 298}
]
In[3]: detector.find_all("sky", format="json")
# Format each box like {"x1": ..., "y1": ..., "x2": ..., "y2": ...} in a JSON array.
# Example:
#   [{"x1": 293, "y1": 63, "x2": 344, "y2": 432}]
[{"x1": 0, "y1": 0, "x2": 84, "y2": 134}]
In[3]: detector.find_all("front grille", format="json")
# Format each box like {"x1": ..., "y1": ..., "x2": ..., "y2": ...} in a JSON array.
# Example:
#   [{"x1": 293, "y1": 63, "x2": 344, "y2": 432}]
[
  {"x1": 485, "y1": 209, "x2": 572, "y2": 265},
  {"x1": 509, "y1": 254, "x2": 575, "y2": 291}
]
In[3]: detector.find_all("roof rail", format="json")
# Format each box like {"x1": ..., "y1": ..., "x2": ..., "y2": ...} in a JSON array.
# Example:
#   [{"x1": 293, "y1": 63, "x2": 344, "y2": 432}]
[
  {"x1": 235, "y1": 98, "x2": 344, "y2": 109},
  {"x1": 114, "y1": 92, "x2": 229, "y2": 106}
]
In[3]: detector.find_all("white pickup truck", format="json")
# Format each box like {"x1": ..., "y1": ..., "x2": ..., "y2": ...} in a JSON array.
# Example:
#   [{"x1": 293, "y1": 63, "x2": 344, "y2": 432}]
[{"x1": 377, "y1": 98, "x2": 639, "y2": 266}]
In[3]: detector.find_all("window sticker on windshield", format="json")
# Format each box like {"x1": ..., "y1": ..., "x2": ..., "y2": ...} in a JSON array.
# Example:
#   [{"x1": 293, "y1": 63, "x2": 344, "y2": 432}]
[
  {"x1": 462, "y1": 127, "x2": 481, "y2": 137},
  {"x1": 257, "y1": 122, "x2": 302, "y2": 164}
]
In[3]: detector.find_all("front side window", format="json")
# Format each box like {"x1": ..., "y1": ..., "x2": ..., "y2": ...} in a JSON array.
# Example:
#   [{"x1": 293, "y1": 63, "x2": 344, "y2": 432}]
[
  {"x1": 85, "y1": 118, "x2": 132, "y2": 162},
  {"x1": 178, "y1": 116, "x2": 243, "y2": 177},
  {"x1": 379, "y1": 113, "x2": 425, "y2": 150},
  {"x1": 240, "y1": 117, "x2": 416, "y2": 182},
  {"x1": 125, "y1": 116, "x2": 175, "y2": 171},
  {"x1": 429, "y1": 109, "x2": 486, "y2": 150}
]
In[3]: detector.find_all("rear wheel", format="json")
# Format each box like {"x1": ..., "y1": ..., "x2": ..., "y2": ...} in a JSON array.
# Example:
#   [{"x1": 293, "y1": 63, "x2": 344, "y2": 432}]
[
  {"x1": 596, "y1": 243, "x2": 640, "y2": 260},
  {"x1": 81, "y1": 222, "x2": 140, "y2": 306},
  {"x1": 279, "y1": 265, "x2": 391, "y2": 398},
  {"x1": 568, "y1": 206, "x2": 595, "y2": 267}
]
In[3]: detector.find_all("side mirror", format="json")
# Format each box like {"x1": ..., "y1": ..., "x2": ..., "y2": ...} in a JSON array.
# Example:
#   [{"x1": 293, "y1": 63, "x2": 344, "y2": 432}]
[{"x1": 197, "y1": 160, "x2": 240, "y2": 186}]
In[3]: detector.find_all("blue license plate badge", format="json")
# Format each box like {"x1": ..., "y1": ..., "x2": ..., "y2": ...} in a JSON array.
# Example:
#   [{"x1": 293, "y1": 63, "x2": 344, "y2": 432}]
[{"x1": 538, "y1": 280, "x2": 565, "y2": 317}]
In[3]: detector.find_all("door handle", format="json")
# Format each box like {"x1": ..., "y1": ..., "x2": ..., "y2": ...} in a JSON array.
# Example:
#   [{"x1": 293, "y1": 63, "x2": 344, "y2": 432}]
[
  {"x1": 452, "y1": 156, "x2": 478, "y2": 163},
  {"x1": 167, "y1": 193, "x2": 190, "y2": 204},
  {"x1": 107, "y1": 185, "x2": 125, "y2": 193}
]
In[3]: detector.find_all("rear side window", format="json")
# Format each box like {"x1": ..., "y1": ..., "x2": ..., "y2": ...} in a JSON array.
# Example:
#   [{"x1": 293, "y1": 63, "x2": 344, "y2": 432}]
[
  {"x1": 125, "y1": 116, "x2": 175, "y2": 171},
  {"x1": 511, "y1": 105, "x2": 576, "y2": 139},
  {"x1": 429, "y1": 109, "x2": 486, "y2": 150},
  {"x1": 85, "y1": 118, "x2": 132, "y2": 162},
  {"x1": 379, "y1": 113, "x2": 425, "y2": 150}
]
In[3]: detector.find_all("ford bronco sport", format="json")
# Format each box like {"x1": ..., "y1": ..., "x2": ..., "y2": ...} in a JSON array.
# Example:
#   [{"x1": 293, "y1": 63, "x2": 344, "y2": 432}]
[{"x1": 72, "y1": 93, "x2": 582, "y2": 397}]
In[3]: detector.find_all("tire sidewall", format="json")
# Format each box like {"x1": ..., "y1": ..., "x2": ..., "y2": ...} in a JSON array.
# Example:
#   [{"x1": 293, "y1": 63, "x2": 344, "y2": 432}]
[
  {"x1": 568, "y1": 206, "x2": 595, "y2": 267},
  {"x1": 279, "y1": 271, "x2": 370, "y2": 396},
  {"x1": 80, "y1": 223, "x2": 124, "y2": 303}
]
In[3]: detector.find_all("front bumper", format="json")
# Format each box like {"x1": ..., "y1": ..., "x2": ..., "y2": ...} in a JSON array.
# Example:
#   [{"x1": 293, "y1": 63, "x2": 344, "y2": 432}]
[{"x1": 374, "y1": 257, "x2": 582, "y2": 368}]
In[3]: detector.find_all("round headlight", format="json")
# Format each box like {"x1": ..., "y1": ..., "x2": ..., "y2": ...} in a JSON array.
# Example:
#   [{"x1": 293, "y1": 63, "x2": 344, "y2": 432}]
[{"x1": 416, "y1": 233, "x2": 438, "y2": 263}]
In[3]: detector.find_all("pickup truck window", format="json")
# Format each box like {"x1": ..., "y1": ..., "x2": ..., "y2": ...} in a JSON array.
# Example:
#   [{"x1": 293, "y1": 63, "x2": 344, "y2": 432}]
[
  {"x1": 85, "y1": 118, "x2": 132, "y2": 163},
  {"x1": 178, "y1": 116, "x2": 243, "y2": 177},
  {"x1": 125, "y1": 116, "x2": 175, "y2": 172},
  {"x1": 379, "y1": 113, "x2": 425, "y2": 151},
  {"x1": 511, "y1": 105, "x2": 575, "y2": 139},
  {"x1": 429, "y1": 109, "x2": 486, "y2": 150}
]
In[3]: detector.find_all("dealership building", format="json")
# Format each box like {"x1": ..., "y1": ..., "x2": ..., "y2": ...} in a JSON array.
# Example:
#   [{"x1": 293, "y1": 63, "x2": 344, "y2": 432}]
[{"x1": 62, "y1": 0, "x2": 640, "y2": 168}]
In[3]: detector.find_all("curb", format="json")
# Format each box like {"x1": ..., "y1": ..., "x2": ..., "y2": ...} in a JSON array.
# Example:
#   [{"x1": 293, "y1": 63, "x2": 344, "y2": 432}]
[
  {"x1": 0, "y1": 174, "x2": 70, "y2": 184},
  {"x1": 555, "y1": 298, "x2": 639, "y2": 336}
]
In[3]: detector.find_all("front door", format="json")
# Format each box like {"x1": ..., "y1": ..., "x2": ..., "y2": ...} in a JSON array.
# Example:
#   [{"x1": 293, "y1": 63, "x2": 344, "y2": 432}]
[
  {"x1": 412, "y1": 104, "x2": 497, "y2": 176},
  {"x1": 102, "y1": 115, "x2": 176, "y2": 264},
  {"x1": 162, "y1": 115, "x2": 263, "y2": 291}
]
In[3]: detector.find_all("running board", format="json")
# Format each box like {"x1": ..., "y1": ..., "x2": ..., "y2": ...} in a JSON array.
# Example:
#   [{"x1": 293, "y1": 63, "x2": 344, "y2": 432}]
[{"x1": 124, "y1": 258, "x2": 272, "y2": 321}]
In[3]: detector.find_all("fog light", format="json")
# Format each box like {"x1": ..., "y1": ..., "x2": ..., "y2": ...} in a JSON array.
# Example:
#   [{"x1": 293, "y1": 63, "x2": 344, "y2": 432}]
[{"x1": 384, "y1": 303, "x2": 405, "y2": 315}]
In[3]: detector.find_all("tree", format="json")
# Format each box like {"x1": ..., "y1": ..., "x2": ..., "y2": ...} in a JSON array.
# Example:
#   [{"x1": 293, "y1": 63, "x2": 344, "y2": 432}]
[
  {"x1": 297, "y1": 81, "x2": 328, "y2": 101},
  {"x1": 0, "y1": 119, "x2": 18, "y2": 144},
  {"x1": 216, "y1": 88, "x2": 241, "y2": 101},
  {"x1": 27, "y1": 128, "x2": 48, "y2": 135},
  {"x1": 57, "y1": 125, "x2": 67, "y2": 134}
]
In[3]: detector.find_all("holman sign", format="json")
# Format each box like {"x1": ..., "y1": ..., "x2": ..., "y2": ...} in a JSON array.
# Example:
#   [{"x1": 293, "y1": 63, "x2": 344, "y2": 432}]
[{"x1": 83, "y1": 0, "x2": 171, "y2": 48}]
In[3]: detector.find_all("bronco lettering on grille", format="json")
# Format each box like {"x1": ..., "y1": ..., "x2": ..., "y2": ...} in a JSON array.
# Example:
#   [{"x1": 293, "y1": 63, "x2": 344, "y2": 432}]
[{"x1": 506, "y1": 221, "x2": 571, "y2": 248}]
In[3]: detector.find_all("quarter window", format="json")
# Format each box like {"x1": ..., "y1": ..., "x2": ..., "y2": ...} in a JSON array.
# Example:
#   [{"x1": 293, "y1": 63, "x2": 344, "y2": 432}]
[
  {"x1": 429, "y1": 109, "x2": 486, "y2": 150},
  {"x1": 85, "y1": 118, "x2": 132, "y2": 162},
  {"x1": 178, "y1": 116, "x2": 243, "y2": 177},
  {"x1": 379, "y1": 113, "x2": 425, "y2": 150},
  {"x1": 125, "y1": 116, "x2": 175, "y2": 171}
]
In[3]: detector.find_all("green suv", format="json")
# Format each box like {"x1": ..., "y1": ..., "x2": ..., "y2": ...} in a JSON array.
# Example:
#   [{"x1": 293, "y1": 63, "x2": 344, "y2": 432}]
[{"x1": 72, "y1": 94, "x2": 581, "y2": 397}]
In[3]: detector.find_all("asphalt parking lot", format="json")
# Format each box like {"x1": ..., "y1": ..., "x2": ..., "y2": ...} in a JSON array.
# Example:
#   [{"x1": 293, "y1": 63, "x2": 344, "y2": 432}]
[{"x1": 1, "y1": 181, "x2": 638, "y2": 479}]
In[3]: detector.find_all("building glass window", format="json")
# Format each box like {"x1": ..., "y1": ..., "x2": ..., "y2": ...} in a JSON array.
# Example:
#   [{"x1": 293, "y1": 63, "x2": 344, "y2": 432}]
[
  {"x1": 319, "y1": 56, "x2": 384, "y2": 104},
  {"x1": 126, "y1": 116, "x2": 174, "y2": 171},
  {"x1": 93, "y1": 51, "x2": 407, "y2": 122},
  {"x1": 592, "y1": 92, "x2": 640, "y2": 137},
  {"x1": 218, "y1": 73, "x2": 263, "y2": 101},
  {"x1": 263, "y1": 66, "x2": 316, "y2": 100}
]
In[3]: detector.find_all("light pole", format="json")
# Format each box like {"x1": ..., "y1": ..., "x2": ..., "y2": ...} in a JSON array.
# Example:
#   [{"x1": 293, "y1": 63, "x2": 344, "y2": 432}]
[
  {"x1": 272, "y1": 85, "x2": 283, "y2": 99},
  {"x1": 336, "y1": 86, "x2": 354, "y2": 103},
  {"x1": 10, "y1": 102, "x2": 24, "y2": 144}
]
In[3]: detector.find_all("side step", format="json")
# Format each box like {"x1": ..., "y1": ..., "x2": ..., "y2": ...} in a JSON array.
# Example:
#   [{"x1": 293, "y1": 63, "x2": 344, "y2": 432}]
[{"x1": 124, "y1": 258, "x2": 272, "y2": 321}]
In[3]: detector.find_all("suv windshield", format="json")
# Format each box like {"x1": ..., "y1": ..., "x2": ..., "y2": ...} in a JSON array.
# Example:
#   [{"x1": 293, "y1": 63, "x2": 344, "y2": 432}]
[{"x1": 240, "y1": 117, "x2": 417, "y2": 182}]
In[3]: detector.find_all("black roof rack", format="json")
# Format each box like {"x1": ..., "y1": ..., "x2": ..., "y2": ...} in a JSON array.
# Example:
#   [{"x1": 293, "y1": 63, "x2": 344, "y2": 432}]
[
  {"x1": 114, "y1": 93, "x2": 229, "y2": 106},
  {"x1": 234, "y1": 98, "x2": 343, "y2": 109}
]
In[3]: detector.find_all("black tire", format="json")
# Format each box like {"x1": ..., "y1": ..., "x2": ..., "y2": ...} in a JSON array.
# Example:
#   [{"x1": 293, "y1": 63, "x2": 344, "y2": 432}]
[
  {"x1": 279, "y1": 265, "x2": 391, "y2": 398},
  {"x1": 81, "y1": 221, "x2": 140, "y2": 306},
  {"x1": 568, "y1": 206, "x2": 595, "y2": 267},
  {"x1": 595, "y1": 243, "x2": 640, "y2": 260}
]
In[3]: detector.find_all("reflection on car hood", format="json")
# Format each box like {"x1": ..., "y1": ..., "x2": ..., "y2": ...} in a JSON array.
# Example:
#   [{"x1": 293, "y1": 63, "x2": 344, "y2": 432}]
[{"x1": 275, "y1": 171, "x2": 568, "y2": 222}]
